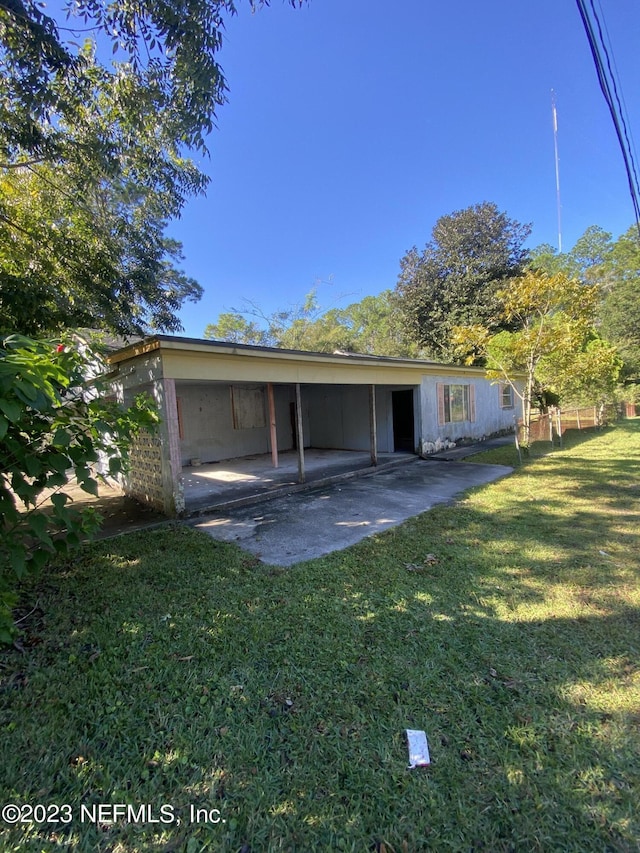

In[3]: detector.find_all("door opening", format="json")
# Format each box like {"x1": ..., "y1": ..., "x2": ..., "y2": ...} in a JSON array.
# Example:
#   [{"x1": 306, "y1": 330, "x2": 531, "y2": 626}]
[{"x1": 392, "y1": 390, "x2": 415, "y2": 452}]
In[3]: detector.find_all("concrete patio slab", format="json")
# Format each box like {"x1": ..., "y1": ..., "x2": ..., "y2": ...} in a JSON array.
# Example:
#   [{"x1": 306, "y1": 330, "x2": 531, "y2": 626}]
[
  {"x1": 189, "y1": 457, "x2": 513, "y2": 565},
  {"x1": 183, "y1": 448, "x2": 414, "y2": 512}
]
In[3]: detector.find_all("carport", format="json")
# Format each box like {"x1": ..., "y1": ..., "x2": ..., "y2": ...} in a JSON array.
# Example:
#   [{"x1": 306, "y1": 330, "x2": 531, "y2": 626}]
[
  {"x1": 107, "y1": 336, "x2": 519, "y2": 516},
  {"x1": 108, "y1": 337, "x2": 423, "y2": 516}
]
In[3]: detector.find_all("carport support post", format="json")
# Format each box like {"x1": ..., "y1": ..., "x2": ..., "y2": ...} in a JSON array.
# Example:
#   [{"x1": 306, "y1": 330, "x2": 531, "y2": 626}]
[
  {"x1": 369, "y1": 384, "x2": 378, "y2": 466},
  {"x1": 295, "y1": 383, "x2": 305, "y2": 483},
  {"x1": 267, "y1": 383, "x2": 278, "y2": 468},
  {"x1": 156, "y1": 377, "x2": 184, "y2": 516}
]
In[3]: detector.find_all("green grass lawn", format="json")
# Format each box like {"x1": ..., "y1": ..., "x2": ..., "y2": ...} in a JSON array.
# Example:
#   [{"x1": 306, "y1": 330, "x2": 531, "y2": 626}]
[{"x1": 1, "y1": 421, "x2": 639, "y2": 852}]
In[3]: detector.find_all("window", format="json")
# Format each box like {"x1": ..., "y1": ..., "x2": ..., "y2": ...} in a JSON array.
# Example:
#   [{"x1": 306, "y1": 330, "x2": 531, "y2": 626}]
[
  {"x1": 499, "y1": 383, "x2": 514, "y2": 409},
  {"x1": 230, "y1": 385, "x2": 266, "y2": 430},
  {"x1": 437, "y1": 383, "x2": 476, "y2": 424}
]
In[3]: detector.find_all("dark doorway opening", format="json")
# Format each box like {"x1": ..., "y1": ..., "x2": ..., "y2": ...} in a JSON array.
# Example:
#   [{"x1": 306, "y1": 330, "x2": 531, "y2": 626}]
[{"x1": 392, "y1": 390, "x2": 415, "y2": 452}]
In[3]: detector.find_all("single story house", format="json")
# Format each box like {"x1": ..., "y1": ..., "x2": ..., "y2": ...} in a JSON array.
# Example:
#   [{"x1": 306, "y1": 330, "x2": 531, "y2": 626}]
[{"x1": 107, "y1": 336, "x2": 520, "y2": 516}]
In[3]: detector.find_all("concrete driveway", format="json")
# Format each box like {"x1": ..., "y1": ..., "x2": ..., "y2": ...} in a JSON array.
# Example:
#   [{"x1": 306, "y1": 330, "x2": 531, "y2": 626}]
[{"x1": 189, "y1": 457, "x2": 512, "y2": 565}]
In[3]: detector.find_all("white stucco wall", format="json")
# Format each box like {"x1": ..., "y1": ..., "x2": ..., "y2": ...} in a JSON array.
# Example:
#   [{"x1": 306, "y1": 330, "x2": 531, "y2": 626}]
[
  {"x1": 174, "y1": 382, "x2": 316, "y2": 465},
  {"x1": 419, "y1": 374, "x2": 519, "y2": 452},
  {"x1": 305, "y1": 385, "x2": 371, "y2": 451},
  {"x1": 177, "y1": 381, "x2": 423, "y2": 462}
]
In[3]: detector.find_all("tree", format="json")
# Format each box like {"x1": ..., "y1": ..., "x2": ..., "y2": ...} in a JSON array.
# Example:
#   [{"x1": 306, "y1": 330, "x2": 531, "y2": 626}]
[
  {"x1": 395, "y1": 202, "x2": 531, "y2": 361},
  {"x1": 0, "y1": 0, "x2": 303, "y2": 164},
  {"x1": 204, "y1": 312, "x2": 268, "y2": 346},
  {"x1": 205, "y1": 289, "x2": 418, "y2": 356},
  {"x1": 276, "y1": 291, "x2": 415, "y2": 355},
  {"x1": 325, "y1": 292, "x2": 418, "y2": 357},
  {"x1": 529, "y1": 226, "x2": 614, "y2": 285},
  {"x1": 452, "y1": 270, "x2": 603, "y2": 448},
  {"x1": 530, "y1": 224, "x2": 639, "y2": 381},
  {"x1": 0, "y1": 334, "x2": 158, "y2": 643},
  {"x1": 537, "y1": 332, "x2": 622, "y2": 414},
  {"x1": 0, "y1": 0, "x2": 304, "y2": 336},
  {"x1": 598, "y1": 226, "x2": 640, "y2": 378},
  {"x1": 0, "y1": 152, "x2": 204, "y2": 337},
  {"x1": 205, "y1": 290, "x2": 327, "y2": 349}
]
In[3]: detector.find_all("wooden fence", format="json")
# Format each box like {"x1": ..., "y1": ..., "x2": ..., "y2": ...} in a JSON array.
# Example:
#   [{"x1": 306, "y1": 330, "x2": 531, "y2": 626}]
[{"x1": 517, "y1": 405, "x2": 618, "y2": 446}]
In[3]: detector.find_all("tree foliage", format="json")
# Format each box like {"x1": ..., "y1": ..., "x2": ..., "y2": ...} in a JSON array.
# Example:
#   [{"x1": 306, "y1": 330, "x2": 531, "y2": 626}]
[
  {"x1": 0, "y1": 152, "x2": 204, "y2": 337},
  {"x1": 0, "y1": 334, "x2": 158, "y2": 643},
  {"x1": 452, "y1": 270, "x2": 609, "y2": 447},
  {"x1": 537, "y1": 333, "x2": 622, "y2": 410},
  {"x1": 0, "y1": 0, "x2": 302, "y2": 163},
  {"x1": 597, "y1": 227, "x2": 640, "y2": 378},
  {"x1": 0, "y1": 0, "x2": 304, "y2": 337},
  {"x1": 395, "y1": 202, "x2": 531, "y2": 361},
  {"x1": 205, "y1": 289, "x2": 417, "y2": 357},
  {"x1": 530, "y1": 224, "x2": 640, "y2": 380}
]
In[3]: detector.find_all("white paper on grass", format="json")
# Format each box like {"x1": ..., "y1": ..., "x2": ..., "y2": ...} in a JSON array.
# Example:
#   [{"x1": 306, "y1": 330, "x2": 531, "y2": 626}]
[{"x1": 406, "y1": 729, "x2": 431, "y2": 768}]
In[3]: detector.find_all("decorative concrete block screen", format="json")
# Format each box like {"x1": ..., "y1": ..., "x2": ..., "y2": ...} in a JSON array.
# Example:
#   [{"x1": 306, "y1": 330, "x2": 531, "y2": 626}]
[{"x1": 124, "y1": 429, "x2": 165, "y2": 511}]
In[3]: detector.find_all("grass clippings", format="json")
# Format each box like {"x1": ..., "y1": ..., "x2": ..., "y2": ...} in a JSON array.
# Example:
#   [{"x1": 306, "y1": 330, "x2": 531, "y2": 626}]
[{"x1": 1, "y1": 421, "x2": 639, "y2": 852}]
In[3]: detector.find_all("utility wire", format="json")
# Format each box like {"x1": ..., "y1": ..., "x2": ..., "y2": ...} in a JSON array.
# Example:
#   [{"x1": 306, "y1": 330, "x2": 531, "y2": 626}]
[
  {"x1": 595, "y1": 0, "x2": 640, "y2": 182},
  {"x1": 575, "y1": 0, "x2": 640, "y2": 238},
  {"x1": 588, "y1": 0, "x2": 640, "y2": 215}
]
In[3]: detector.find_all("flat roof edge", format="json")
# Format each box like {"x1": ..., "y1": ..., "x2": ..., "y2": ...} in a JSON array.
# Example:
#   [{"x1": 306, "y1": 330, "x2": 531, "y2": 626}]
[{"x1": 108, "y1": 334, "x2": 489, "y2": 375}]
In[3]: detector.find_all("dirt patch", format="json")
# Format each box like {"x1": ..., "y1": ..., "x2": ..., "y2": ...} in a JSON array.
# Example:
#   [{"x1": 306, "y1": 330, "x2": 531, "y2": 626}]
[{"x1": 28, "y1": 480, "x2": 167, "y2": 540}]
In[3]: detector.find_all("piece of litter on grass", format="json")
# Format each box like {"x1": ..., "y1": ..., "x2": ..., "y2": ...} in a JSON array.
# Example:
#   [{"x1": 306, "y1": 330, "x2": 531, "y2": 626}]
[{"x1": 406, "y1": 729, "x2": 431, "y2": 768}]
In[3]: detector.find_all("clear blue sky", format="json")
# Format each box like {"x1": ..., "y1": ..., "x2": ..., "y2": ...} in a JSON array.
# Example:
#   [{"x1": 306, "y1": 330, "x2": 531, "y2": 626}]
[{"x1": 168, "y1": 0, "x2": 640, "y2": 338}]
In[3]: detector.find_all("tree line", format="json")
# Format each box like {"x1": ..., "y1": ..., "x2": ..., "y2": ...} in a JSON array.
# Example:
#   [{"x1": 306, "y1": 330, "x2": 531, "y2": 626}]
[{"x1": 205, "y1": 202, "x2": 638, "y2": 426}]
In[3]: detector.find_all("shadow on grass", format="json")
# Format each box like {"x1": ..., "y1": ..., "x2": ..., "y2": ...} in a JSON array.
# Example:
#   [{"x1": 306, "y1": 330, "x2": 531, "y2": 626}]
[
  {"x1": 472, "y1": 422, "x2": 634, "y2": 467},
  {"x1": 1, "y1": 423, "x2": 639, "y2": 852}
]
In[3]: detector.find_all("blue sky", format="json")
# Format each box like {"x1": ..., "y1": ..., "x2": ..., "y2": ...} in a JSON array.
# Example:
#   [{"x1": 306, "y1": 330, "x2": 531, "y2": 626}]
[{"x1": 168, "y1": 0, "x2": 640, "y2": 338}]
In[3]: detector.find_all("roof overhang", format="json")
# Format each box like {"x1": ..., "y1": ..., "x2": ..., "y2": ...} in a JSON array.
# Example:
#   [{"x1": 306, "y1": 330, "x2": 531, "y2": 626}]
[{"x1": 108, "y1": 335, "x2": 490, "y2": 385}]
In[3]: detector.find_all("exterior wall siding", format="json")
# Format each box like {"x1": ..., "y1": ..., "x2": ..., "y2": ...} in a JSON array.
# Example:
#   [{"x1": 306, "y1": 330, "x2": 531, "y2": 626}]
[
  {"x1": 118, "y1": 371, "x2": 185, "y2": 516},
  {"x1": 176, "y1": 383, "x2": 268, "y2": 465},
  {"x1": 175, "y1": 382, "x2": 305, "y2": 465},
  {"x1": 305, "y1": 385, "x2": 371, "y2": 451},
  {"x1": 419, "y1": 374, "x2": 519, "y2": 453}
]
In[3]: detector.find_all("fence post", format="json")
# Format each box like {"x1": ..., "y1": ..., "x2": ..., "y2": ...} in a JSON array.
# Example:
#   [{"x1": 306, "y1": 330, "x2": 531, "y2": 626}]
[
  {"x1": 576, "y1": 409, "x2": 581, "y2": 430},
  {"x1": 549, "y1": 410, "x2": 554, "y2": 446},
  {"x1": 556, "y1": 408, "x2": 563, "y2": 447}
]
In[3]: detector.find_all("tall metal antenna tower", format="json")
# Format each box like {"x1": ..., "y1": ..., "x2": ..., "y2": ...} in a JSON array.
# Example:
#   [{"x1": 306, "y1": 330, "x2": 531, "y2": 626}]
[{"x1": 551, "y1": 89, "x2": 562, "y2": 253}]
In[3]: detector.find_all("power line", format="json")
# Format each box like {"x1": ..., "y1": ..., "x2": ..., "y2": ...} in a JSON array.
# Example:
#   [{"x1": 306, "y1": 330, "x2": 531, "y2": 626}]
[{"x1": 575, "y1": 0, "x2": 640, "y2": 237}]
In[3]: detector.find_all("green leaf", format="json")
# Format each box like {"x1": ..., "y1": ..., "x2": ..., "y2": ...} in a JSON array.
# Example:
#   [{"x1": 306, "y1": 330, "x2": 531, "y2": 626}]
[
  {"x1": 12, "y1": 382, "x2": 39, "y2": 403},
  {"x1": 52, "y1": 427, "x2": 71, "y2": 447},
  {"x1": 79, "y1": 477, "x2": 99, "y2": 497},
  {"x1": 0, "y1": 398, "x2": 21, "y2": 422},
  {"x1": 51, "y1": 492, "x2": 70, "y2": 512},
  {"x1": 49, "y1": 452, "x2": 70, "y2": 474},
  {"x1": 23, "y1": 454, "x2": 43, "y2": 477},
  {"x1": 45, "y1": 471, "x2": 68, "y2": 488},
  {"x1": 28, "y1": 550, "x2": 50, "y2": 572},
  {"x1": 9, "y1": 546, "x2": 27, "y2": 579},
  {"x1": 28, "y1": 513, "x2": 54, "y2": 548}
]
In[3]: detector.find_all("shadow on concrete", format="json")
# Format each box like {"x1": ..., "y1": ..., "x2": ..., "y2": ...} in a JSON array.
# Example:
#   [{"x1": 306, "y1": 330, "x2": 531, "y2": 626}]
[
  {"x1": 189, "y1": 457, "x2": 513, "y2": 565},
  {"x1": 183, "y1": 448, "x2": 416, "y2": 514}
]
